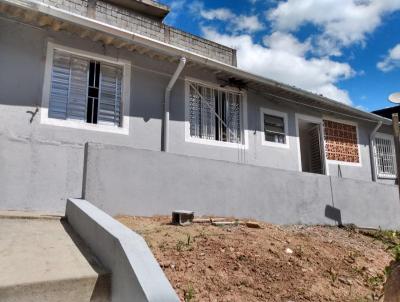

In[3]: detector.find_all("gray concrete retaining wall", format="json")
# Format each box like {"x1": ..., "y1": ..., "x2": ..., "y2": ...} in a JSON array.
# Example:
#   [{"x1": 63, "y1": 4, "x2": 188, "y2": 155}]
[
  {"x1": 84, "y1": 143, "x2": 400, "y2": 230},
  {"x1": 65, "y1": 198, "x2": 179, "y2": 302},
  {"x1": 0, "y1": 134, "x2": 84, "y2": 214}
]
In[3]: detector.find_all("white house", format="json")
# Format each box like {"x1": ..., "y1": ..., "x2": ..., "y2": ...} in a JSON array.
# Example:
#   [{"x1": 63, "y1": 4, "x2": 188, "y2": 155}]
[{"x1": 0, "y1": 0, "x2": 398, "y2": 222}]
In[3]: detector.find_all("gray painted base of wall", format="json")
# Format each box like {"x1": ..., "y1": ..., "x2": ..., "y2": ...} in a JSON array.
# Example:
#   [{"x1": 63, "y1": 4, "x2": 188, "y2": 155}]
[
  {"x1": 84, "y1": 143, "x2": 400, "y2": 230},
  {"x1": 0, "y1": 135, "x2": 84, "y2": 213}
]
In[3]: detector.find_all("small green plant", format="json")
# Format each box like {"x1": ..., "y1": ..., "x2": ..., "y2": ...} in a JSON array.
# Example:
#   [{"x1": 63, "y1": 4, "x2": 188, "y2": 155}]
[
  {"x1": 391, "y1": 244, "x2": 400, "y2": 262},
  {"x1": 328, "y1": 267, "x2": 338, "y2": 283},
  {"x1": 361, "y1": 229, "x2": 400, "y2": 263},
  {"x1": 176, "y1": 239, "x2": 185, "y2": 252},
  {"x1": 367, "y1": 274, "x2": 385, "y2": 289},
  {"x1": 184, "y1": 284, "x2": 195, "y2": 302},
  {"x1": 384, "y1": 265, "x2": 393, "y2": 278},
  {"x1": 361, "y1": 228, "x2": 399, "y2": 246},
  {"x1": 176, "y1": 234, "x2": 193, "y2": 252}
]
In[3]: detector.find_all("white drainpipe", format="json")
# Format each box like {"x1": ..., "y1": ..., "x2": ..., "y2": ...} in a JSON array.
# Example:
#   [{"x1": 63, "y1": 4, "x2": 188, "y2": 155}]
[
  {"x1": 163, "y1": 57, "x2": 187, "y2": 152},
  {"x1": 370, "y1": 121, "x2": 382, "y2": 181}
]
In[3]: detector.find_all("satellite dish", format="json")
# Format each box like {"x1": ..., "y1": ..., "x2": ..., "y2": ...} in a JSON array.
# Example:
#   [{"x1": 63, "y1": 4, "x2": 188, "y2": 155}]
[{"x1": 389, "y1": 92, "x2": 400, "y2": 104}]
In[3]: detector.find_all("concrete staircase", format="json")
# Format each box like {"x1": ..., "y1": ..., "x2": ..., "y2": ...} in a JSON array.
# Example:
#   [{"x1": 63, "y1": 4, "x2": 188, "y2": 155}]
[{"x1": 0, "y1": 215, "x2": 111, "y2": 302}]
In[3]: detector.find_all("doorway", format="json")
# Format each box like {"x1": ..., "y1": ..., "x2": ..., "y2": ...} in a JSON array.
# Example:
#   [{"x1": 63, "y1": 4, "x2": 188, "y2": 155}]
[{"x1": 297, "y1": 118, "x2": 326, "y2": 174}]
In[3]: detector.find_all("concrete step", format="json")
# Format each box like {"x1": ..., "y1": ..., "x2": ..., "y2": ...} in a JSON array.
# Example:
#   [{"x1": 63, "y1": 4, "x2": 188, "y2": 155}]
[
  {"x1": 0, "y1": 217, "x2": 111, "y2": 302},
  {"x1": 0, "y1": 272, "x2": 111, "y2": 302}
]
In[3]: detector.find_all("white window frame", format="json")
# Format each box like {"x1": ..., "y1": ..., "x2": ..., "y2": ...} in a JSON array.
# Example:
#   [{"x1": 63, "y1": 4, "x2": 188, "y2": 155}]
[
  {"x1": 260, "y1": 108, "x2": 289, "y2": 149},
  {"x1": 184, "y1": 77, "x2": 249, "y2": 149},
  {"x1": 322, "y1": 116, "x2": 362, "y2": 167},
  {"x1": 374, "y1": 132, "x2": 397, "y2": 179},
  {"x1": 40, "y1": 41, "x2": 131, "y2": 135}
]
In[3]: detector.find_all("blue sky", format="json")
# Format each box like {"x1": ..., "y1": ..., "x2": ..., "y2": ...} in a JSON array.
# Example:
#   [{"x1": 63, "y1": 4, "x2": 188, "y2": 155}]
[{"x1": 160, "y1": 0, "x2": 400, "y2": 112}]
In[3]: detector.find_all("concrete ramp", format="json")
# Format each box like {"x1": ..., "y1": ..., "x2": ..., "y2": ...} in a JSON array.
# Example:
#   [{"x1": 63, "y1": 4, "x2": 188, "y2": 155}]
[
  {"x1": 0, "y1": 216, "x2": 110, "y2": 302},
  {"x1": 66, "y1": 198, "x2": 180, "y2": 302}
]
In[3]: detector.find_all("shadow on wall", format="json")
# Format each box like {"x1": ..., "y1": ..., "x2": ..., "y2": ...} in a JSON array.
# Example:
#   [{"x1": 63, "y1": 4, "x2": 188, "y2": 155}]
[{"x1": 325, "y1": 205, "x2": 342, "y2": 226}]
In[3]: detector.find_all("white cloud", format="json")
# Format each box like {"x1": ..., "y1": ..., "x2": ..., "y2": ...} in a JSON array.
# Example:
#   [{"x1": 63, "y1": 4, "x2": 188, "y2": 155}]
[
  {"x1": 190, "y1": 1, "x2": 264, "y2": 33},
  {"x1": 200, "y1": 7, "x2": 234, "y2": 21},
  {"x1": 164, "y1": 0, "x2": 186, "y2": 25},
  {"x1": 377, "y1": 44, "x2": 400, "y2": 72},
  {"x1": 263, "y1": 32, "x2": 311, "y2": 56},
  {"x1": 268, "y1": 0, "x2": 400, "y2": 55},
  {"x1": 202, "y1": 27, "x2": 354, "y2": 104},
  {"x1": 234, "y1": 15, "x2": 264, "y2": 32}
]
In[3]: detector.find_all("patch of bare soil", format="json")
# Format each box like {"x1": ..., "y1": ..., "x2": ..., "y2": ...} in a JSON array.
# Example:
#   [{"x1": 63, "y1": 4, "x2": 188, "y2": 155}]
[{"x1": 117, "y1": 216, "x2": 394, "y2": 302}]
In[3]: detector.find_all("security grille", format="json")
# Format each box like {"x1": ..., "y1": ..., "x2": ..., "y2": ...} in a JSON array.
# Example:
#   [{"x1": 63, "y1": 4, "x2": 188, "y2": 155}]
[
  {"x1": 49, "y1": 49, "x2": 122, "y2": 126},
  {"x1": 374, "y1": 135, "x2": 396, "y2": 178},
  {"x1": 188, "y1": 82, "x2": 242, "y2": 144}
]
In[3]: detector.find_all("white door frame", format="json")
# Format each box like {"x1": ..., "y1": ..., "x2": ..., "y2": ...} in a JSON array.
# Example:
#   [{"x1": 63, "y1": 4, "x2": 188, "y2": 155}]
[{"x1": 295, "y1": 113, "x2": 328, "y2": 175}]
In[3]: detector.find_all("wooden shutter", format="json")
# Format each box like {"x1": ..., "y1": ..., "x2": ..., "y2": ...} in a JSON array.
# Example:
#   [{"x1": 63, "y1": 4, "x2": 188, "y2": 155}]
[
  {"x1": 98, "y1": 64, "x2": 123, "y2": 126},
  {"x1": 309, "y1": 125, "x2": 324, "y2": 174},
  {"x1": 49, "y1": 50, "x2": 89, "y2": 121}
]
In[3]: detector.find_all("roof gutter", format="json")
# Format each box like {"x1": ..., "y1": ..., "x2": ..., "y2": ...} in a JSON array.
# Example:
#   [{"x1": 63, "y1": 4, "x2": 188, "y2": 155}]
[
  {"x1": 163, "y1": 57, "x2": 186, "y2": 152},
  {"x1": 2, "y1": 0, "x2": 391, "y2": 125},
  {"x1": 369, "y1": 121, "x2": 382, "y2": 181}
]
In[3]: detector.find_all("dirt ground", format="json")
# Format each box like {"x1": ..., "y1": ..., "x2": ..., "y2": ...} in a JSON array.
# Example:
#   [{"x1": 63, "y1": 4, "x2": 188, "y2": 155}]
[{"x1": 117, "y1": 216, "x2": 395, "y2": 302}]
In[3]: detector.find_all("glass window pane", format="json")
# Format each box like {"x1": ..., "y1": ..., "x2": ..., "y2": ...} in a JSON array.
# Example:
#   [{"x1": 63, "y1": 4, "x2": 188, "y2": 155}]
[
  {"x1": 265, "y1": 132, "x2": 285, "y2": 143},
  {"x1": 264, "y1": 114, "x2": 284, "y2": 132},
  {"x1": 264, "y1": 113, "x2": 286, "y2": 143},
  {"x1": 188, "y1": 82, "x2": 242, "y2": 144}
]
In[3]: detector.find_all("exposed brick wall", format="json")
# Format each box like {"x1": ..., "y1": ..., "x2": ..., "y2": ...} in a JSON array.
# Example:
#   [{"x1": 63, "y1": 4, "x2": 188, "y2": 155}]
[
  {"x1": 37, "y1": 0, "x2": 236, "y2": 65},
  {"x1": 41, "y1": 0, "x2": 88, "y2": 15},
  {"x1": 95, "y1": 1, "x2": 165, "y2": 40}
]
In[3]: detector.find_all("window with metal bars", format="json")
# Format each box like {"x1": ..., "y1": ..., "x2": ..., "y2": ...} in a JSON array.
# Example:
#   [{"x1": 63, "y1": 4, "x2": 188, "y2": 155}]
[
  {"x1": 188, "y1": 82, "x2": 242, "y2": 144},
  {"x1": 374, "y1": 134, "x2": 396, "y2": 178},
  {"x1": 48, "y1": 49, "x2": 123, "y2": 127}
]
